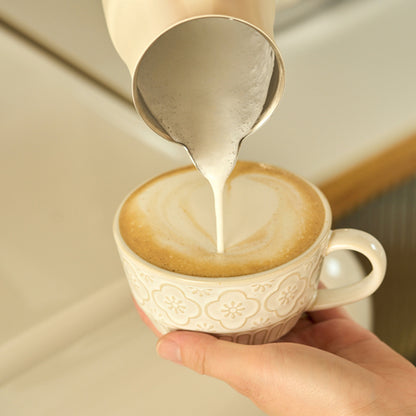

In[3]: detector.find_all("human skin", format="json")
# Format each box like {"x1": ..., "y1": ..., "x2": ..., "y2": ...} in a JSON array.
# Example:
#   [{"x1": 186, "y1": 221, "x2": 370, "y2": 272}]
[{"x1": 134, "y1": 300, "x2": 416, "y2": 415}]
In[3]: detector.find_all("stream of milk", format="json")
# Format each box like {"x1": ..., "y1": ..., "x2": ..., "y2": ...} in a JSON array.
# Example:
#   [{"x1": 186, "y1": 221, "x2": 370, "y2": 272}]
[{"x1": 137, "y1": 18, "x2": 274, "y2": 253}]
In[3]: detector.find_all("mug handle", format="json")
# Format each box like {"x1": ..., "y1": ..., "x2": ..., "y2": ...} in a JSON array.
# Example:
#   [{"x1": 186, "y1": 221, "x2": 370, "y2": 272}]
[{"x1": 308, "y1": 229, "x2": 387, "y2": 311}]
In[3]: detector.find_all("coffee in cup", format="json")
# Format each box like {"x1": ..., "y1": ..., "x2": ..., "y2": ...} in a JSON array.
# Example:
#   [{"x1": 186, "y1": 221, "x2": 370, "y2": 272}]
[{"x1": 119, "y1": 161, "x2": 325, "y2": 277}]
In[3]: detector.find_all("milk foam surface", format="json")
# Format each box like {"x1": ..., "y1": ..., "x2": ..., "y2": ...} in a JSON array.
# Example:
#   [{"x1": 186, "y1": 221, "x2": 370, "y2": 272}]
[
  {"x1": 137, "y1": 18, "x2": 275, "y2": 252},
  {"x1": 119, "y1": 162, "x2": 326, "y2": 277}
]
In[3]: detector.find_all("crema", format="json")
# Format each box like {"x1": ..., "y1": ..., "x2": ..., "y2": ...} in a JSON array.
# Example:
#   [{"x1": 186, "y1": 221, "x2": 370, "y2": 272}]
[{"x1": 119, "y1": 162, "x2": 325, "y2": 277}]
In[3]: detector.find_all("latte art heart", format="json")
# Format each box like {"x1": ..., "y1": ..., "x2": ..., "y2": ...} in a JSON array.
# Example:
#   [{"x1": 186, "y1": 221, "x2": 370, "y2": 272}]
[{"x1": 119, "y1": 162, "x2": 325, "y2": 277}]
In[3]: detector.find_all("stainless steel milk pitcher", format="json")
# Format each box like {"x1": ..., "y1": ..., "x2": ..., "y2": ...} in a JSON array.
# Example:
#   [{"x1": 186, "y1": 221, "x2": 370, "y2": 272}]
[{"x1": 102, "y1": 0, "x2": 285, "y2": 142}]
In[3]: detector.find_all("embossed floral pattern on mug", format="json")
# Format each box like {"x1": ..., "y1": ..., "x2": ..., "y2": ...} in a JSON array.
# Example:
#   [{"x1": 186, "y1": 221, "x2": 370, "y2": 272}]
[
  {"x1": 266, "y1": 273, "x2": 306, "y2": 317},
  {"x1": 122, "y1": 258, "x2": 150, "y2": 305},
  {"x1": 251, "y1": 280, "x2": 274, "y2": 293},
  {"x1": 206, "y1": 291, "x2": 260, "y2": 330},
  {"x1": 153, "y1": 284, "x2": 201, "y2": 325}
]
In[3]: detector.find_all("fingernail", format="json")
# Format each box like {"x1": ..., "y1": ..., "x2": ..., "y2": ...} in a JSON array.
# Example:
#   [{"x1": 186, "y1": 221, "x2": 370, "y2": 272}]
[{"x1": 157, "y1": 339, "x2": 182, "y2": 364}]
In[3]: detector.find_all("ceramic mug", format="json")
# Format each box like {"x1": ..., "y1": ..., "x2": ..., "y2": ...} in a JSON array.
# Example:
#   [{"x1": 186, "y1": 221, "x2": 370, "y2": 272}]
[{"x1": 113, "y1": 170, "x2": 386, "y2": 345}]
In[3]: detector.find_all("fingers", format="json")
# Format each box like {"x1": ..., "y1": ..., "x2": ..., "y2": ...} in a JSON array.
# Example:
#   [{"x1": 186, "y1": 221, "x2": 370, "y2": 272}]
[
  {"x1": 157, "y1": 331, "x2": 259, "y2": 376},
  {"x1": 155, "y1": 330, "x2": 372, "y2": 415},
  {"x1": 308, "y1": 306, "x2": 351, "y2": 323},
  {"x1": 156, "y1": 331, "x2": 281, "y2": 405},
  {"x1": 279, "y1": 308, "x2": 352, "y2": 347}
]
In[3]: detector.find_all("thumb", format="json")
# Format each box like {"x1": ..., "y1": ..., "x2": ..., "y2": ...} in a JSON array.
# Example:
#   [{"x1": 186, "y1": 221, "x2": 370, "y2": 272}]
[
  {"x1": 156, "y1": 331, "x2": 372, "y2": 416},
  {"x1": 156, "y1": 331, "x2": 284, "y2": 406}
]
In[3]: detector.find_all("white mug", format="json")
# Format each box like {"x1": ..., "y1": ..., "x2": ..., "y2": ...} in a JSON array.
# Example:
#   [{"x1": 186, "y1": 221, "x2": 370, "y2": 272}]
[{"x1": 113, "y1": 166, "x2": 386, "y2": 344}]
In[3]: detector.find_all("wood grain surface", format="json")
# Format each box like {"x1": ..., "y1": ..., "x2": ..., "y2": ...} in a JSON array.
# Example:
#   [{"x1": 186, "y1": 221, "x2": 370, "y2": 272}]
[{"x1": 320, "y1": 132, "x2": 416, "y2": 220}]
